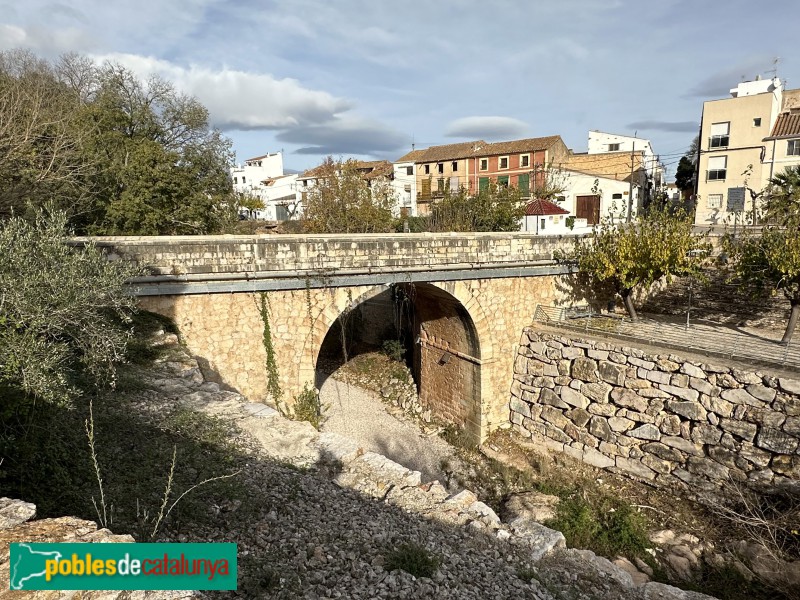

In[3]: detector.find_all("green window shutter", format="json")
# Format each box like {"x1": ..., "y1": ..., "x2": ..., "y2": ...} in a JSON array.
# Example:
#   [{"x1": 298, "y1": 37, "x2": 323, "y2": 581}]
[
  {"x1": 497, "y1": 175, "x2": 509, "y2": 187},
  {"x1": 518, "y1": 174, "x2": 530, "y2": 194},
  {"x1": 479, "y1": 177, "x2": 489, "y2": 192}
]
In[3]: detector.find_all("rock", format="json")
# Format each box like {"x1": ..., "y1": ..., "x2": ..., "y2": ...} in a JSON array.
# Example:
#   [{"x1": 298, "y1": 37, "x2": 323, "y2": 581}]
[
  {"x1": 507, "y1": 518, "x2": 566, "y2": 562},
  {"x1": 572, "y1": 357, "x2": 599, "y2": 382},
  {"x1": 689, "y1": 377, "x2": 718, "y2": 397},
  {"x1": 567, "y1": 408, "x2": 591, "y2": 427},
  {"x1": 613, "y1": 556, "x2": 651, "y2": 585},
  {"x1": 719, "y1": 418, "x2": 758, "y2": 442},
  {"x1": 720, "y1": 388, "x2": 765, "y2": 407},
  {"x1": 609, "y1": 416, "x2": 636, "y2": 432},
  {"x1": 629, "y1": 423, "x2": 661, "y2": 440},
  {"x1": 612, "y1": 388, "x2": 648, "y2": 412},
  {"x1": 582, "y1": 381, "x2": 612, "y2": 403},
  {"x1": 0, "y1": 498, "x2": 36, "y2": 530},
  {"x1": 503, "y1": 491, "x2": 560, "y2": 524},
  {"x1": 756, "y1": 427, "x2": 798, "y2": 454},
  {"x1": 642, "y1": 442, "x2": 684, "y2": 462},
  {"x1": 667, "y1": 400, "x2": 706, "y2": 421},
  {"x1": 681, "y1": 363, "x2": 706, "y2": 378},
  {"x1": 778, "y1": 378, "x2": 800, "y2": 395},
  {"x1": 583, "y1": 447, "x2": 615, "y2": 468},
  {"x1": 687, "y1": 456, "x2": 729, "y2": 480},
  {"x1": 661, "y1": 436, "x2": 704, "y2": 456},
  {"x1": 746, "y1": 384, "x2": 777, "y2": 403},
  {"x1": 690, "y1": 424, "x2": 723, "y2": 444},
  {"x1": 599, "y1": 361, "x2": 626, "y2": 386},
  {"x1": 658, "y1": 414, "x2": 682, "y2": 436},
  {"x1": 615, "y1": 457, "x2": 656, "y2": 480},
  {"x1": 540, "y1": 388, "x2": 570, "y2": 409},
  {"x1": 560, "y1": 386, "x2": 590, "y2": 409},
  {"x1": 628, "y1": 356, "x2": 656, "y2": 370},
  {"x1": 510, "y1": 397, "x2": 532, "y2": 418},
  {"x1": 588, "y1": 416, "x2": 611, "y2": 441}
]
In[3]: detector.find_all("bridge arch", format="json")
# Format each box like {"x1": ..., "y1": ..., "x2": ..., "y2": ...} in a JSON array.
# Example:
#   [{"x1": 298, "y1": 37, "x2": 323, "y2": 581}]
[{"x1": 301, "y1": 281, "x2": 489, "y2": 442}]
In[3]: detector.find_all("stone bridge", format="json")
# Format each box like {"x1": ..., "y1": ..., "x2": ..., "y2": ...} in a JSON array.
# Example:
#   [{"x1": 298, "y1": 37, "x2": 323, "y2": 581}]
[{"x1": 88, "y1": 233, "x2": 575, "y2": 442}]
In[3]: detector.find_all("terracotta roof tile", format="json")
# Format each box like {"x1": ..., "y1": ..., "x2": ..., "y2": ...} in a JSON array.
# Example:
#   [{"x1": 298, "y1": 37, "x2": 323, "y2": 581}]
[
  {"x1": 395, "y1": 149, "x2": 426, "y2": 162},
  {"x1": 479, "y1": 136, "x2": 563, "y2": 156},
  {"x1": 564, "y1": 151, "x2": 645, "y2": 182},
  {"x1": 525, "y1": 199, "x2": 570, "y2": 216},
  {"x1": 414, "y1": 141, "x2": 487, "y2": 163},
  {"x1": 767, "y1": 111, "x2": 800, "y2": 139}
]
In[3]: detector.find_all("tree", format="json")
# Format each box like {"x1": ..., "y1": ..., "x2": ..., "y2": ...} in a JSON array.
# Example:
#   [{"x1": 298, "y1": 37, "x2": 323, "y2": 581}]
[
  {"x1": 0, "y1": 51, "x2": 237, "y2": 235},
  {"x1": 429, "y1": 181, "x2": 526, "y2": 232},
  {"x1": 568, "y1": 207, "x2": 708, "y2": 321},
  {"x1": 675, "y1": 157, "x2": 696, "y2": 196},
  {"x1": 724, "y1": 165, "x2": 800, "y2": 343},
  {"x1": 303, "y1": 157, "x2": 395, "y2": 233},
  {"x1": 0, "y1": 207, "x2": 138, "y2": 404}
]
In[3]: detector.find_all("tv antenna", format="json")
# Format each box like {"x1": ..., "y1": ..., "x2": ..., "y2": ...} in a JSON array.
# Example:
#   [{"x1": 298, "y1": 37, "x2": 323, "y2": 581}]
[{"x1": 767, "y1": 57, "x2": 781, "y2": 79}]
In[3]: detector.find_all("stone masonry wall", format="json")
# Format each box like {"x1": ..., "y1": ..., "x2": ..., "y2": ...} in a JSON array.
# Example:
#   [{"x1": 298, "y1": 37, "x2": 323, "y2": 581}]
[
  {"x1": 79, "y1": 232, "x2": 574, "y2": 276},
  {"x1": 510, "y1": 328, "x2": 800, "y2": 495}
]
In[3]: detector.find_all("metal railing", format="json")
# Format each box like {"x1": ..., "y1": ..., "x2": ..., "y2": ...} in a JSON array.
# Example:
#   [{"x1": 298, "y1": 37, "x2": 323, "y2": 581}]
[{"x1": 533, "y1": 304, "x2": 799, "y2": 371}]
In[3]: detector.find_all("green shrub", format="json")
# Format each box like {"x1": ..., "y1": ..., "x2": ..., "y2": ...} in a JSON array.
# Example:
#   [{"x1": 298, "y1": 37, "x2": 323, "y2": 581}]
[
  {"x1": 381, "y1": 339, "x2": 406, "y2": 362},
  {"x1": 385, "y1": 542, "x2": 440, "y2": 578},
  {"x1": 290, "y1": 384, "x2": 325, "y2": 430},
  {"x1": 566, "y1": 215, "x2": 576, "y2": 230}
]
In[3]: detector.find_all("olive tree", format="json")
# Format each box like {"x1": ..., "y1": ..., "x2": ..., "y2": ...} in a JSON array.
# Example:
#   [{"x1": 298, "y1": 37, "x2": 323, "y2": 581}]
[{"x1": 0, "y1": 208, "x2": 138, "y2": 404}]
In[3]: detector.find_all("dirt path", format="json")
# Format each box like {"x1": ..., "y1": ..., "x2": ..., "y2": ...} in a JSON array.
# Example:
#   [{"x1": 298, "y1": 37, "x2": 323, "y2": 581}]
[{"x1": 318, "y1": 374, "x2": 459, "y2": 484}]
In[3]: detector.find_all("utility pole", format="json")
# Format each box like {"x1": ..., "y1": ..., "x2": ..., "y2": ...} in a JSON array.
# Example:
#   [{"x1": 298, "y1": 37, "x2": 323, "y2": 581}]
[{"x1": 626, "y1": 141, "x2": 635, "y2": 222}]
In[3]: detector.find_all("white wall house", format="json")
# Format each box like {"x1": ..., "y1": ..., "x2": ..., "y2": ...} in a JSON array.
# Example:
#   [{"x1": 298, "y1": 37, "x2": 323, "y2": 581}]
[
  {"x1": 230, "y1": 152, "x2": 300, "y2": 220},
  {"x1": 587, "y1": 131, "x2": 665, "y2": 193},
  {"x1": 391, "y1": 160, "x2": 418, "y2": 217}
]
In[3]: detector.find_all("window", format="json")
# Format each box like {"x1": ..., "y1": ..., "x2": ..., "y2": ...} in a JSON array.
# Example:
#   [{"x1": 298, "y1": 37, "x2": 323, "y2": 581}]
[
  {"x1": 437, "y1": 163, "x2": 444, "y2": 174},
  {"x1": 753, "y1": 117, "x2": 762, "y2": 127},
  {"x1": 608, "y1": 143, "x2": 620, "y2": 151},
  {"x1": 478, "y1": 177, "x2": 489, "y2": 192},
  {"x1": 452, "y1": 161, "x2": 458, "y2": 172},
  {"x1": 479, "y1": 158, "x2": 488, "y2": 171},
  {"x1": 540, "y1": 219, "x2": 546, "y2": 230},
  {"x1": 520, "y1": 154, "x2": 530, "y2": 168},
  {"x1": 497, "y1": 175, "x2": 509, "y2": 187},
  {"x1": 242, "y1": 176, "x2": 246, "y2": 184},
  {"x1": 707, "y1": 155, "x2": 727, "y2": 181},
  {"x1": 788, "y1": 140, "x2": 800, "y2": 156},
  {"x1": 449, "y1": 176, "x2": 459, "y2": 192},
  {"x1": 499, "y1": 156, "x2": 509, "y2": 169},
  {"x1": 709, "y1": 122, "x2": 730, "y2": 148},
  {"x1": 708, "y1": 194, "x2": 722, "y2": 209},
  {"x1": 517, "y1": 174, "x2": 530, "y2": 195},
  {"x1": 612, "y1": 193, "x2": 622, "y2": 200},
  {"x1": 437, "y1": 178, "x2": 445, "y2": 192},
  {"x1": 406, "y1": 166, "x2": 413, "y2": 175},
  {"x1": 233, "y1": 177, "x2": 238, "y2": 184},
  {"x1": 424, "y1": 164, "x2": 430, "y2": 175}
]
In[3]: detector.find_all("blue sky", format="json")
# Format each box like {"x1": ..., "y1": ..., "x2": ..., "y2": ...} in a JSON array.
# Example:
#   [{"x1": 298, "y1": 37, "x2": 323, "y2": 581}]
[{"x1": 2, "y1": 1, "x2": 797, "y2": 178}]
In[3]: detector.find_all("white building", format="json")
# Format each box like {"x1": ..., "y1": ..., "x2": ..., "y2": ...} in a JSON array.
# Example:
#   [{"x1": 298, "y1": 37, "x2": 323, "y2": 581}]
[
  {"x1": 587, "y1": 131, "x2": 665, "y2": 194},
  {"x1": 391, "y1": 157, "x2": 419, "y2": 217},
  {"x1": 230, "y1": 152, "x2": 300, "y2": 221}
]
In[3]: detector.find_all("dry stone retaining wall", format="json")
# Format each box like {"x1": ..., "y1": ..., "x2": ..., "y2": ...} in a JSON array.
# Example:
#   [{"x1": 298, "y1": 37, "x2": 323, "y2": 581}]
[{"x1": 510, "y1": 328, "x2": 800, "y2": 495}]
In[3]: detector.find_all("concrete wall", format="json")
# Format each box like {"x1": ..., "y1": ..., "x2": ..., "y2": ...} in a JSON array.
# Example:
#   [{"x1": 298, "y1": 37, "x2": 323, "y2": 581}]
[{"x1": 510, "y1": 328, "x2": 800, "y2": 495}]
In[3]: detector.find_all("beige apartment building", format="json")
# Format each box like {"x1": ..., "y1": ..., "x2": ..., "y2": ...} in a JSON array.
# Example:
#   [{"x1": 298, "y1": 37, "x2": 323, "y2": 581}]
[{"x1": 696, "y1": 77, "x2": 800, "y2": 225}]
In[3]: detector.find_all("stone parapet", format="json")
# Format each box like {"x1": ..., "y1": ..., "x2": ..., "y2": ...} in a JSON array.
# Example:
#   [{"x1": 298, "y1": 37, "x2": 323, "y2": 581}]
[
  {"x1": 75, "y1": 232, "x2": 575, "y2": 277},
  {"x1": 510, "y1": 328, "x2": 800, "y2": 496}
]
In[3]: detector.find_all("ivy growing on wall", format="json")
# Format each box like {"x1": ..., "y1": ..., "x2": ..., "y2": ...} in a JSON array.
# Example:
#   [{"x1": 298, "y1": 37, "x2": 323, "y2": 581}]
[{"x1": 257, "y1": 292, "x2": 282, "y2": 401}]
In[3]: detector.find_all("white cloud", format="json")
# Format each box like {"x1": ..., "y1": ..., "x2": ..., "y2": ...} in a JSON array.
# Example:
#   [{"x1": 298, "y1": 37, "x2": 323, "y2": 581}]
[
  {"x1": 276, "y1": 117, "x2": 408, "y2": 156},
  {"x1": 94, "y1": 53, "x2": 353, "y2": 130},
  {"x1": 445, "y1": 116, "x2": 529, "y2": 140}
]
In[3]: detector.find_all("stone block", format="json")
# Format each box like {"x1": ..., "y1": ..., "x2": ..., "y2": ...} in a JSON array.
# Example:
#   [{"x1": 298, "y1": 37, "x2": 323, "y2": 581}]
[
  {"x1": 625, "y1": 378, "x2": 652, "y2": 390},
  {"x1": 642, "y1": 442, "x2": 684, "y2": 462},
  {"x1": 641, "y1": 454, "x2": 673, "y2": 474},
  {"x1": 657, "y1": 414, "x2": 682, "y2": 436},
  {"x1": 644, "y1": 369, "x2": 672, "y2": 385},
  {"x1": 709, "y1": 396, "x2": 734, "y2": 418},
  {"x1": 708, "y1": 446, "x2": 741, "y2": 470},
  {"x1": 661, "y1": 436, "x2": 704, "y2": 456},
  {"x1": 687, "y1": 456, "x2": 729, "y2": 481},
  {"x1": 588, "y1": 416, "x2": 611, "y2": 441},
  {"x1": 660, "y1": 385, "x2": 700, "y2": 403},
  {"x1": 583, "y1": 447, "x2": 615, "y2": 468},
  {"x1": 582, "y1": 381, "x2": 612, "y2": 403},
  {"x1": 544, "y1": 423, "x2": 572, "y2": 444},
  {"x1": 656, "y1": 358, "x2": 680, "y2": 372},
  {"x1": 588, "y1": 403, "x2": 617, "y2": 417},
  {"x1": 778, "y1": 378, "x2": 800, "y2": 395},
  {"x1": 572, "y1": 357, "x2": 599, "y2": 382},
  {"x1": 720, "y1": 388, "x2": 766, "y2": 408},
  {"x1": 541, "y1": 406, "x2": 570, "y2": 429},
  {"x1": 739, "y1": 443, "x2": 772, "y2": 468},
  {"x1": 771, "y1": 455, "x2": 800, "y2": 478},
  {"x1": 639, "y1": 388, "x2": 670, "y2": 399},
  {"x1": 615, "y1": 457, "x2": 656, "y2": 480},
  {"x1": 562, "y1": 346, "x2": 584, "y2": 359},
  {"x1": 599, "y1": 361, "x2": 626, "y2": 386},
  {"x1": 746, "y1": 384, "x2": 777, "y2": 403},
  {"x1": 689, "y1": 377, "x2": 718, "y2": 397},
  {"x1": 681, "y1": 362, "x2": 706, "y2": 378},
  {"x1": 561, "y1": 386, "x2": 590, "y2": 409},
  {"x1": 619, "y1": 409, "x2": 655, "y2": 424},
  {"x1": 540, "y1": 388, "x2": 570, "y2": 409},
  {"x1": 609, "y1": 351, "x2": 628, "y2": 364},
  {"x1": 588, "y1": 349, "x2": 609, "y2": 361},
  {"x1": 744, "y1": 408, "x2": 785, "y2": 428},
  {"x1": 732, "y1": 369, "x2": 762, "y2": 385},
  {"x1": 510, "y1": 397, "x2": 532, "y2": 419},
  {"x1": 756, "y1": 427, "x2": 798, "y2": 454},
  {"x1": 568, "y1": 408, "x2": 591, "y2": 428},
  {"x1": 628, "y1": 356, "x2": 655, "y2": 369},
  {"x1": 784, "y1": 416, "x2": 800, "y2": 436},
  {"x1": 670, "y1": 373, "x2": 690, "y2": 388},
  {"x1": 611, "y1": 388, "x2": 648, "y2": 412},
  {"x1": 717, "y1": 373, "x2": 741, "y2": 388},
  {"x1": 666, "y1": 400, "x2": 706, "y2": 421},
  {"x1": 690, "y1": 423, "x2": 723, "y2": 445},
  {"x1": 629, "y1": 423, "x2": 660, "y2": 441},
  {"x1": 609, "y1": 416, "x2": 636, "y2": 432},
  {"x1": 719, "y1": 418, "x2": 757, "y2": 442}
]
